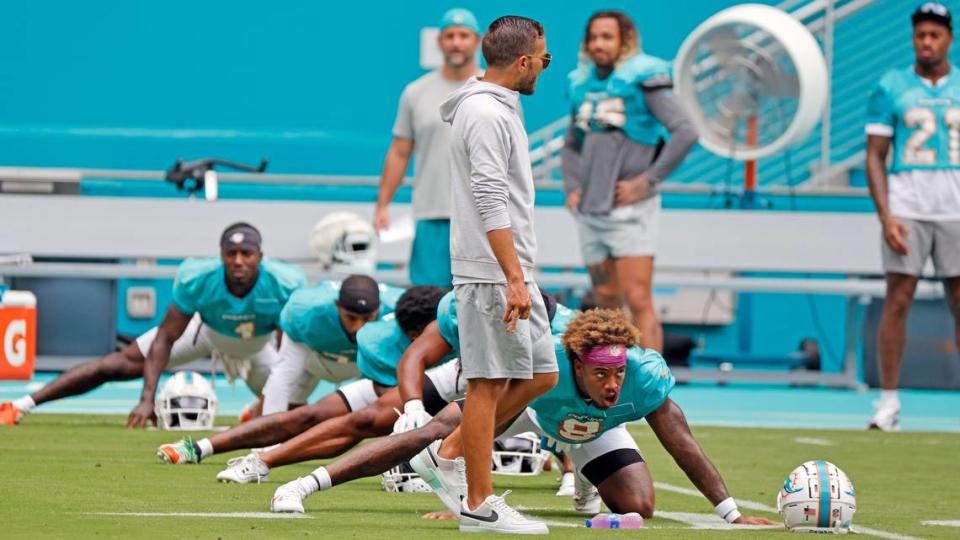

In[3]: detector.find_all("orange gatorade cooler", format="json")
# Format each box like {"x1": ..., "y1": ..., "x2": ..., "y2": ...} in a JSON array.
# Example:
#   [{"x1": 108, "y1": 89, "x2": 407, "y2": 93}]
[{"x1": 0, "y1": 290, "x2": 37, "y2": 380}]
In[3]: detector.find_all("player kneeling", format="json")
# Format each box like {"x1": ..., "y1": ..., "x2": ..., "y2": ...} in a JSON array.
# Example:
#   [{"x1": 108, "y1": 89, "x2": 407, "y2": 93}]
[{"x1": 267, "y1": 309, "x2": 777, "y2": 532}]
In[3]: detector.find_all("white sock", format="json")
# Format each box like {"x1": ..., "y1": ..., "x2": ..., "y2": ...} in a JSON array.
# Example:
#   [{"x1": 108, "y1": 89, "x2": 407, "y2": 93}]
[
  {"x1": 880, "y1": 390, "x2": 900, "y2": 407},
  {"x1": 197, "y1": 438, "x2": 214, "y2": 459},
  {"x1": 12, "y1": 395, "x2": 35, "y2": 413},
  {"x1": 301, "y1": 466, "x2": 332, "y2": 495},
  {"x1": 560, "y1": 471, "x2": 575, "y2": 487}
]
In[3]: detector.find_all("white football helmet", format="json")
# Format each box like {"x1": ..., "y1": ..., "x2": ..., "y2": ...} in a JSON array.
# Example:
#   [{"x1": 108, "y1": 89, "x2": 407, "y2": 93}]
[
  {"x1": 777, "y1": 460, "x2": 857, "y2": 533},
  {"x1": 155, "y1": 370, "x2": 218, "y2": 431},
  {"x1": 381, "y1": 462, "x2": 433, "y2": 493},
  {"x1": 492, "y1": 432, "x2": 550, "y2": 476},
  {"x1": 309, "y1": 212, "x2": 378, "y2": 273}
]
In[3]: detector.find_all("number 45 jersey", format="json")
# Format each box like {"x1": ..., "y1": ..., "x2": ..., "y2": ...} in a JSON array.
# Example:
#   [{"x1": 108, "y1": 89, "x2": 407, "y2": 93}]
[{"x1": 866, "y1": 65, "x2": 960, "y2": 173}]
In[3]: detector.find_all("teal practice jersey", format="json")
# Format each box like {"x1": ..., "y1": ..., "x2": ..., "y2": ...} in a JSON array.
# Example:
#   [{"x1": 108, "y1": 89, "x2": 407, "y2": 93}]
[
  {"x1": 355, "y1": 317, "x2": 412, "y2": 387},
  {"x1": 568, "y1": 54, "x2": 673, "y2": 146},
  {"x1": 171, "y1": 257, "x2": 306, "y2": 339},
  {"x1": 279, "y1": 282, "x2": 403, "y2": 358},
  {"x1": 530, "y1": 339, "x2": 675, "y2": 444},
  {"x1": 866, "y1": 65, "x2": 960, "y2": 173}
]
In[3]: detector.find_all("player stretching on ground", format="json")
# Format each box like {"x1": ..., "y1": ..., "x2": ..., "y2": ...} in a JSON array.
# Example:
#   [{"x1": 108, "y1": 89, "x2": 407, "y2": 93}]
[
  {"x1": 157, "y1": 286, "x2": 445, "y2": 469},
  {"x1": 0, "y1": 223, "x2": 306, "y2": 427},
  {"x1": 268, "y1": 310, "x2": 777, "y2": 530},
  {"x1": 197, "y1": 291, "x2": 568, "y2": 483}
]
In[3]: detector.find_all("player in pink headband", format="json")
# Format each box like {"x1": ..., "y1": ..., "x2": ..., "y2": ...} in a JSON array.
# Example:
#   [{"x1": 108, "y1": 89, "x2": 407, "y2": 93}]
[{"x1": 581, "y1": 344, "x2": 628, "y2": 368}]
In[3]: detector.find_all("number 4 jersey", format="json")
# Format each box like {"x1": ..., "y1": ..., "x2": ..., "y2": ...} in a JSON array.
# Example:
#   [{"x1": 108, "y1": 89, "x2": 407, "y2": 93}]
[{"x1": 866, "y1": 65, "x2": 960, "y2": 219}]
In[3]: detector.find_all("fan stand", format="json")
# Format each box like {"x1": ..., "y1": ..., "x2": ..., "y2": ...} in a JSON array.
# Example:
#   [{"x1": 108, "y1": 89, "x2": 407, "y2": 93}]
[
  {"x1": 723, "y1": 115, "x2": 766, "y2": 210},
  {"x1": 742, "y1": 115, "x2": 758, "y2": 209}
]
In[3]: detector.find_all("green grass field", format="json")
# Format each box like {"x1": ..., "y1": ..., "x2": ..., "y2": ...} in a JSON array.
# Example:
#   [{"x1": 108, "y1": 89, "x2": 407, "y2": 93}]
[{"x1": 2, "y1": 414, "x2": 957, "y2": 539}]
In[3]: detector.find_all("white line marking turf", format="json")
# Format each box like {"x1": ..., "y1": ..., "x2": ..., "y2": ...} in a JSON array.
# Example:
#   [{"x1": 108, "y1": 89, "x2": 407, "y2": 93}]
[
  {"x1": 89, "y1": 512, "x2": 312, "y2": 520},
  {"x1": 922, "y1": 520, "x2": 960, "y2": 527},
  {"x1": 794, "y1": 437, "x2": 834, "y2": 446}
]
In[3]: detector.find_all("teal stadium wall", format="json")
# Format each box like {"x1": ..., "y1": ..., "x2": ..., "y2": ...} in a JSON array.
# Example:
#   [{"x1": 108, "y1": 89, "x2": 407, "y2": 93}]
[{"x1": 4, "y1": 1, "x2": 956, "y2": 379}]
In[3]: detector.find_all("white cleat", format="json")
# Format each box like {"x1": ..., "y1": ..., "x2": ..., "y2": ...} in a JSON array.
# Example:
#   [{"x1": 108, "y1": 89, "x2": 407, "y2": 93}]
[
  {"x1": 573, "y1": 474, "x2": 601, "y2": 514},
  {"x1": 555, "y1": 471, "x2": 575, "y2": 497},
  {"x1": 216, "y1": 453, "x2": 270, "y2": 484},
  {"x1": 409, "y1": 440, "x2": 466, "y2": 514},
  {"x1": 271, "y1": 479, "x2": 309, "y2": 513},
  {"x1": 460, "y1": 491, "x2": 548, "y2": 535},
  {"x1": 868, "y1": 401, "x2": 901, "y2": 432}
]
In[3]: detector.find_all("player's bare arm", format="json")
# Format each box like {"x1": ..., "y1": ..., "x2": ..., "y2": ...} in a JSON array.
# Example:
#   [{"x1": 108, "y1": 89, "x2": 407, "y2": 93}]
[
  {"x1": 866, "y1": 134, "x2": 910, "y2": 255},
  {"x1": 127, "y1": 305, "x2": 192, "y2": 428},
  {"x1": 645, "y1": 398, "x2": 778, "y2": 525},
  {"x1": 374, "y1": 136, "x2": 414, "y2": 231},
  {"x1": 396, "y1": 322, "x2": 453, "y2": 404}
]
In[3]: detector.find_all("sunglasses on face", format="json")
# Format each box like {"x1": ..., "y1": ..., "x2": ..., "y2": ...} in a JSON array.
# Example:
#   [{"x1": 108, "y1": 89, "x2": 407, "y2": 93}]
[{"x1": 524, "y1": 52, "x2": 551, "y2": 69}]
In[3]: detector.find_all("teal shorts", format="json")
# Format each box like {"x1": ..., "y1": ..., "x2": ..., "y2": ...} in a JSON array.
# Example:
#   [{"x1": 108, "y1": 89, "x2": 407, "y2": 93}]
[{"x1": 410, "y1": 219, "x2": 452, "y2": 287}]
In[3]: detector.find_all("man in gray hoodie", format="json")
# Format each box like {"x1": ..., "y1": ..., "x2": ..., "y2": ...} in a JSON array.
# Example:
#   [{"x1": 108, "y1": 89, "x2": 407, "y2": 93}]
[{"x1": 435, "y1": 15, "x2": 558, "y2": 535}]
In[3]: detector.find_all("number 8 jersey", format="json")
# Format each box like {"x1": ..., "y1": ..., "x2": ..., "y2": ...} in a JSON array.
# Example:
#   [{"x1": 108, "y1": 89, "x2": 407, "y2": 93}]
[
  {"x1": 866, "y1": 65, "x2": 960, "y2": 173},
  {"x1": 529, "y1": 337, "x2": 675, "y2": 445}
]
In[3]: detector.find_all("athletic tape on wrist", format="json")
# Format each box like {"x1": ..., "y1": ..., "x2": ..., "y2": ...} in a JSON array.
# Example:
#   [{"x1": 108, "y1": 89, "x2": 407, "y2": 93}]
[{"x1": 715, "y1": 497, "x2": 741, "y2": 523}]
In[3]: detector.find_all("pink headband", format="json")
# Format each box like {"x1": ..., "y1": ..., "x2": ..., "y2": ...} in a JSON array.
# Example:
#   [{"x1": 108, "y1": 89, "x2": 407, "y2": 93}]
[{"x1": 581, "y1": 345, "x2": 627, "y2": 367}]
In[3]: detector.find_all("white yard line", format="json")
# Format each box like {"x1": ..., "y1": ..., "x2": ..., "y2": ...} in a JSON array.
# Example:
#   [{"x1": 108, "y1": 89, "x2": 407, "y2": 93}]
[
  {"x1": 794, "y1": 437, "x2": 834, "y2": 446},
  {"x1": 88, "y1": 512, "x2": 311, "y2": 520},
  {"x1": 654, "y1": 482, "x2": 920, "y2": 540},
  {"x1": 657, "y1": 511, "x2": 779, "y2": 530},
  {"x1": 921, "y1": 520, "x2": 960, "y2": 527}
]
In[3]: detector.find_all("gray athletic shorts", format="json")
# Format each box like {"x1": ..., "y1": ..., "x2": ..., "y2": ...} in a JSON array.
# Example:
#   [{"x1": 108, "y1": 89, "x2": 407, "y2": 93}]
[
  {"x1": 576, "y1": 196, "x2": 660, "y2": 266},
  {"x1": 455, "y1": 282, "x2": 558, "y2": 380},
  {"x1": 881, "y1": 217, "x2": 960, "y2": 277}
]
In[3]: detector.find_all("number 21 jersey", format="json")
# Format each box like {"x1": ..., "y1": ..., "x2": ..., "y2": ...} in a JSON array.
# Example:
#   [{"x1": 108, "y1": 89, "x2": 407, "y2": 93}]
[{"x1": 866, "y1": 65, "x2": 960, "y2": 173}]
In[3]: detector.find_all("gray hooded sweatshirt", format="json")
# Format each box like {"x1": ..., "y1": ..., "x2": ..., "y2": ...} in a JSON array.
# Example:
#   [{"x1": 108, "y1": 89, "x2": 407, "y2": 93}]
[{"x1": 440, "y1": 76, "x2": 537, "y2": 284}]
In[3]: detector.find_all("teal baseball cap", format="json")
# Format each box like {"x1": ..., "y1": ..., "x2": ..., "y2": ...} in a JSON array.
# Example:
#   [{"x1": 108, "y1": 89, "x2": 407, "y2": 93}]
[{"x1": 440, "y1": 8, "x2": 479, "y2": 33}]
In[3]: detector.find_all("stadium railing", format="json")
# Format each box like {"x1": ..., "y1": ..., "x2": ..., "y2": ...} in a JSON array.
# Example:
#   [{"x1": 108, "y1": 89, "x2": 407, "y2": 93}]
[{"x1": 0, "y1": 167, "x2": 944, "y2": 389}]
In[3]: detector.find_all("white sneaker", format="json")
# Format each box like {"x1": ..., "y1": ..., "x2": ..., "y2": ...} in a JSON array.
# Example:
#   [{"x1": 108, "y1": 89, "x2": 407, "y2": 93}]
[
  {"x1": 555, "y1": 472, "x2": 575, "y2": 497},
  {"x1": 573, "y1": 473, "x2": 601, "y2": 514},
  {"x1": 216, "y1": 453, "x2": 269, "y2": 484},
  {"x1": 271, "y1": 479, "x2": 310, "y2": 513},
  {"x1": 409, "y1": 440, "x2": 466, "y2": 514},
  {"x1": 460, "y1": 491, "x2": 548, "y2": 535},
  {"x1": 868, "y1": 401, "x2": 901, "y2": 432}
]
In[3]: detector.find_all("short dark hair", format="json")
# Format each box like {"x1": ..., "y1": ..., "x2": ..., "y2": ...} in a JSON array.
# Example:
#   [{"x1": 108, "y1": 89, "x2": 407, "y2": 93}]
[
  {"x1": 482, "y1": 16, "x2": 544, "y2": 68},
  {"x1": 395, "y1": 286, "x2": 448, "y2": 336}
]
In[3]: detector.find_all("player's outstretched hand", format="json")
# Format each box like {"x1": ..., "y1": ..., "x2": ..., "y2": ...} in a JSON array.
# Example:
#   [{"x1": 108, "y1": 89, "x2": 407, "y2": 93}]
[
  {"x1": 882, "y1": 215, "x2": 910, "y2": 255},
  {"x1": 503, "y1": 280, "x2": 532, "y2": 333},
  {"x1": 393, "y1": 399, "x2": 432, "y2": 434},
  {"x1": 126, "y1": 400, "x2": 157, "y2": 428},
  {"x1": 733, "y1": 515, "x2": 780, "y2": 526}
]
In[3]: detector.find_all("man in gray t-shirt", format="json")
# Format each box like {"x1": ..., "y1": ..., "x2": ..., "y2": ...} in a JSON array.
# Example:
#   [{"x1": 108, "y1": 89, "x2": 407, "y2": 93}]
[{"x1": 374, "y1": 8, "x2": 481, "y2": 288}]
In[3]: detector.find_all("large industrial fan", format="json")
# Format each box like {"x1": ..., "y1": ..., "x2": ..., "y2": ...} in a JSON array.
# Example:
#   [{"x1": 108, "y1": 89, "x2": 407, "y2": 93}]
[{"x1": 674, "y1": 4, "x2": 829, "y2": 161}]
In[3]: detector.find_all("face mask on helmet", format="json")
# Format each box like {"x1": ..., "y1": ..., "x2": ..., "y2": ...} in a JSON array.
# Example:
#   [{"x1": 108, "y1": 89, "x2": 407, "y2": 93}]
[
  {"x1": 381, "y1": 461, "x2": 433, "y2": 493},
  {"x1": 492, "y1": 432, "x2": 549, "y2": 476},
  {"x1": 310, "y1": 212, "x2": 378, "y2": 273},
  {"x1": 155, "y1": 370, "x2": 218, "y2": 431}
]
